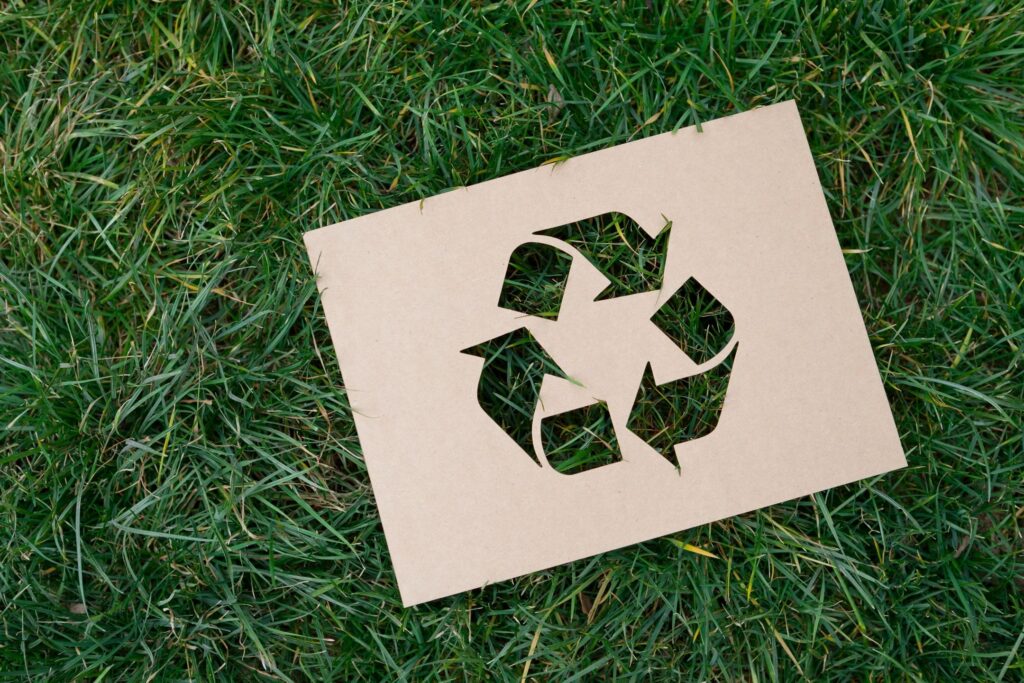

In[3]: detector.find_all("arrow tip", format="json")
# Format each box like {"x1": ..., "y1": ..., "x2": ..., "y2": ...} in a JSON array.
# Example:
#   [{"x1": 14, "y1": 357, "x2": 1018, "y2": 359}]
[{"x1": 626, "y1": 363, "x2": 681, "y2": 468}]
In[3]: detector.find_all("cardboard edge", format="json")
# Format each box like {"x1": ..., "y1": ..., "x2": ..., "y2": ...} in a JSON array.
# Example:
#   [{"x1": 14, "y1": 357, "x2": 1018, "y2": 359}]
[
  {"x1": 400, "y1": 454, "x2": 908, "y2": 607},
  {"x1": 301, "y1": 100, "x2": 802, "y2": 245}
]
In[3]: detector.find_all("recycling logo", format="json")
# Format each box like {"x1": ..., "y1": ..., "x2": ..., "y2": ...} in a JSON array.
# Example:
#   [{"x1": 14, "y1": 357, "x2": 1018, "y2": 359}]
[{"x1": 462, "y1": 212, "x2": 738, "y2": 475}]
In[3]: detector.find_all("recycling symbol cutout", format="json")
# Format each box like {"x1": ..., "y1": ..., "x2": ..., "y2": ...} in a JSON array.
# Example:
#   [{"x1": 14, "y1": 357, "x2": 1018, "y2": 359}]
[{"x1": 462, "y1": 212, "x2": 738, "y2": 475}]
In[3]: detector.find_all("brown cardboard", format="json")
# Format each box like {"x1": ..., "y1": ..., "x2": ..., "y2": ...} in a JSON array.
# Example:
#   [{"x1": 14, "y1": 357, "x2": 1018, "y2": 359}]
[{"x1": 303, "y1": 100, "x2": 906, "y2": 606}]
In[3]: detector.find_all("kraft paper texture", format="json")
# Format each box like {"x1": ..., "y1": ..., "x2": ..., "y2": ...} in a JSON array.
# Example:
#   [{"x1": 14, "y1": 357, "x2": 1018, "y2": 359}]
[{"x1": 304, "y1": 100, "x2": 906, "y2": 606}]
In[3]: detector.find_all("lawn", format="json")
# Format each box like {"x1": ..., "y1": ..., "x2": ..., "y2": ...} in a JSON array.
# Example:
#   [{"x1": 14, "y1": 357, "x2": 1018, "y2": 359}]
[{"x1": 1, "y1": 1, "x2": 1022, "y2": 680}]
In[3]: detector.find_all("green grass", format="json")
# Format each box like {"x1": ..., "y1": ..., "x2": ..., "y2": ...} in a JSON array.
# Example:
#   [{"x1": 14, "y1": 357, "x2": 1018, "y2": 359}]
[{"x1": 1, "y1": 0, "x2": 1022, "y2": 680}]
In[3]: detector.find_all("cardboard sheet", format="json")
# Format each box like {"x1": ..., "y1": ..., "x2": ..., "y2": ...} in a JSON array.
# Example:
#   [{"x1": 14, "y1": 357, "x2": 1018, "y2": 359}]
[{"x1": 304, "y1": 100, "x2": 906, "y2": 606}]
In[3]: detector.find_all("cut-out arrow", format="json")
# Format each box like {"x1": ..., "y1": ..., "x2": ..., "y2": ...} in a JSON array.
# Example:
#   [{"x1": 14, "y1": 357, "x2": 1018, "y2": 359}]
[
  {"x1": 461, "y1": 327, "x2": 568, "y2": 465},
  {"x1": 497, "y1": 241, "x2": 573, "y2": 320},
  {"x1": 540, "y1": 400, "x2": 621, "y2": 475},
  {"x1": 535, "y1": 212, "x2": 670, "y2": 301},
  {"x1": 652, "y1": 277, "x2": 734, "y2": 365},
  {"x1": 626, "y1": 343, "x2": 738, "y2": 468}
]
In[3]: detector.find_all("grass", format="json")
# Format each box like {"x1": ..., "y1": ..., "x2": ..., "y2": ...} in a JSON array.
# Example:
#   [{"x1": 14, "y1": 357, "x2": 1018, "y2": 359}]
[{"x1": 1, "y1": 0, "x2": 1022, "y2": 679}]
